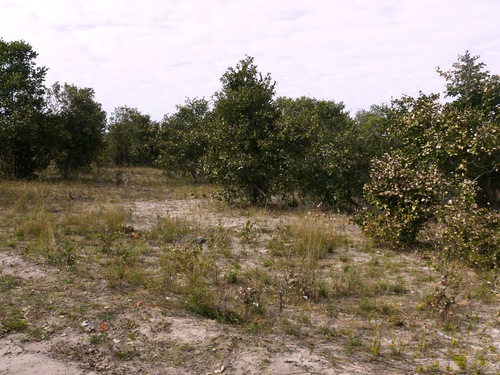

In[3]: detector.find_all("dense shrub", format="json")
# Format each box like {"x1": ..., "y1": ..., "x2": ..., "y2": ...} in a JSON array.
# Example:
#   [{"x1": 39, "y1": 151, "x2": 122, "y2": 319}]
[
  {"x1": 359, "y1": 152, "x2": 449, "y2": 247},
  {"x1": 358, "y1": 52, "x2": 500, "y2": 269}
]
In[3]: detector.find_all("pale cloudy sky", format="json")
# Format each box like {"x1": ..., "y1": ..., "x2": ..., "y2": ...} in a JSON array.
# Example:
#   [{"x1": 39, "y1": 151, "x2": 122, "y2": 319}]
[{"x1": 2, "y1": 0, "x2": 499, "y2": 121}]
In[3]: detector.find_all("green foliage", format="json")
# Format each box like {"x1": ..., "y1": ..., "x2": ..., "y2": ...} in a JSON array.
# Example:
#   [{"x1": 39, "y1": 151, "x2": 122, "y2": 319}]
[
  {"x1": 184, "y1": 287, "x2": 242, "y2": 324},
  {"x1": 353, "y1": 104, "x2": 396, "y2": 186},
  {"x1": 205, "y1": 56, "x2": 281, "y2": 204},
  {"x1": 45, "y1": 82, "x2": 107, "y2": 179},
  {"x1": 0, "y1": 307, "x2": 28, "y2": 334},
  {"x1": 275, "y1": 96, "x2": 358, "y2": 206},
  {"x1": 360, "y1": 152, "x2": 449, "y2": 246},
  {"x1": 438, "y1": 51, "x2": 500, "y2": 207},
  {"x1": 438, "y1": 181, "x2": 500, "y2": 269},
  {"x1": 359, "y1": 52, "x2": 500, "y2": 268},
  {"x1": 157, "y1": 98, "x2": 210, "y2": 181},
  {"x1": 0, "y1": 39, "x2": 48, "y2": 178},
  {"x1": 106, "y1": 106, "x2": 159, "y2": 167}
]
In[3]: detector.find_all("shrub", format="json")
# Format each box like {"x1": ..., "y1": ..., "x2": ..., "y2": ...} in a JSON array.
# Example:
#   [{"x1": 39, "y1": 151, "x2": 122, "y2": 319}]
[
  {"x1": 359, "y1": 153, "x2": 449, "y2": 247},
  {"x1": 438, "y1": 181, "x2": 500, "y2": 269}
]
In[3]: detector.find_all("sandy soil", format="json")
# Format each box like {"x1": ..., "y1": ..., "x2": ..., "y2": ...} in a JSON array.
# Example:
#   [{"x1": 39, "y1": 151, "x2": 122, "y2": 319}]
[{"x1": 1, "y1": 194, "x2": 499, "y2": 374}]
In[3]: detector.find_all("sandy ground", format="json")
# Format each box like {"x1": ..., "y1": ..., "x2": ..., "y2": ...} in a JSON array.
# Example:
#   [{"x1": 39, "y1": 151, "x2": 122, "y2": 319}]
[{"x1": 1, "y1": 195, "x2": 499, "y2": 374}]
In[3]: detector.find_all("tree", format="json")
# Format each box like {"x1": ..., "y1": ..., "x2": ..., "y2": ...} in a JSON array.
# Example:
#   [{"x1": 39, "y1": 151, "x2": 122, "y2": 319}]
[
  {"x1": 0, "y1": 39, "x2": 48, "y2": 178},
  {"x1": 275, "y1": 96, "x2": 357, "y2": 207},
  {"x1": 359, "y1": 53, "x2": 500, "y2": 268},
  {"x1": 106, "y1": 106, "x2": 159, "y2": 167},
  {"x1": 437, "y1": 51, "x2": 500, "y2": 119},
  {"x1": 45, "y1": 82, "x2": 106, "y2": 179},
  {"x1": 437, "y1": 51, "x2": 500, "y2": 207},
  {"x1": 205, "y1": 56, "x2": 280, "y2": 203},
  {"x1": 157, "y1": 98, "x2": 210, "y2": 181}
]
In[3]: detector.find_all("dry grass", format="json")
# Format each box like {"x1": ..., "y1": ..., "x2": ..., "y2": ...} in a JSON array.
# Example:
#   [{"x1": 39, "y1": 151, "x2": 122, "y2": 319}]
[{"x1": 0, "y1": 167, "x2": 498, "y2": 374}]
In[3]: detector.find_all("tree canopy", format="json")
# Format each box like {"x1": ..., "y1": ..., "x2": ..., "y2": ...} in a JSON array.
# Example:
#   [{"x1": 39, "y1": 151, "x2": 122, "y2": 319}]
[
  {"x1": 0, "y1": 39, "x2": 47, "y2": 178},
  {"x1": 45, "y1": 82, "x2": 107, "y2": 179},
  {"x1": 157, "y1": 98, "x2": 210, "y2": 181},
  {"x1": 205, "y1": 56, "x2": 281, "y2": 203},
  {"x1": 106, "y1": 106, "x2": 159, "y2": 167}
]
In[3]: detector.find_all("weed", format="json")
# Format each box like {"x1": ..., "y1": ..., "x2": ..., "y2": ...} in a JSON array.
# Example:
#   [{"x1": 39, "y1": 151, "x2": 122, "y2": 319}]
[
  {"x1": 452, "y1": 353, "x2": 467, "y2": 370},
  {"x1": 318, "y1": 325, "x2": 336, "y2": 338},
  {"x1": 390, "y1": 339, "x2": 405, "y2": 356},
  {"x1": 238, "y1": 219, "x2": 259, "y2": 244},
  {"x1": 90, "y1": 334, "x2": 103, "y2": 345},
  {"x1": 185, "y1": 288, "x2": 241, "y2": 324},
  {"x1": 279, "y1": 318, "x2": 301, "y2": 337},
  {"x1": 339, "y1": 254, "x2": 350, "y2": 263},
  {"x1": 47, "y1": 240, "x2": 77, "y2": 267},
  {"x1": 28, "y1": 326, "x2": 49, "y2": 341},
  {"x1": 115, "y1": 346, "x2": 138, "y2": 360},
  {"x1": 0, "y1": 275, "x2": 19, "y2": 292},
  {"x1": 347, "y1": 331, "x2": 363, "y2": 355},
  {"x1": 1, "y1": 311, "x2": 28, "y2": 334},
  {"x1": 370, "y1": 337, "x2": 382, "y2": 359},
  {"x1": 148, "y1": 215, "x2": 193, "y2": 245},
  {"x1": 226, "y1": 270, "x2": 239, "y2": 284}
]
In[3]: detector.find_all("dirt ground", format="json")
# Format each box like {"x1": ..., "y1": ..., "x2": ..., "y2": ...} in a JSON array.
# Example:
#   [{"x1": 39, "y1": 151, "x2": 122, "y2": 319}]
[{"x1": 0, "y1": 176, "x2": 499, "y2": 374}]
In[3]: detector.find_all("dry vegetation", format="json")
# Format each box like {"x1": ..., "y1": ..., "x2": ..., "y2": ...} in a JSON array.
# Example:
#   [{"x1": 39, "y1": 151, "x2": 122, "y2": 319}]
[{"x1": 0, "y1": 168, "x2": 499, "y2": 374}]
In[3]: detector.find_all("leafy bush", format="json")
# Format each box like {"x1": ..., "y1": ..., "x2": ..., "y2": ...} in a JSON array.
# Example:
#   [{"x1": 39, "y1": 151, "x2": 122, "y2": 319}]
[
  {"x1": 359, "y1": 153, "x2": 449, "y2": 247},
  {"x1": 157, "y1": 98, "x2": 210, "y2": 181},
  {"x1": 359, "y1": 52, "x2": 500, "y2": 269},
  {"x1": 437, "y1": 180, "x2": 500, "y2": 269}
]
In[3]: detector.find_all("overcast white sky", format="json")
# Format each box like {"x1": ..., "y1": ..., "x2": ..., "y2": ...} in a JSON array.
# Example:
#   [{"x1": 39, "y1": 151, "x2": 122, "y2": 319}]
[{"x1": 2, "y1": 0, "x2": 500, "y2": 121}]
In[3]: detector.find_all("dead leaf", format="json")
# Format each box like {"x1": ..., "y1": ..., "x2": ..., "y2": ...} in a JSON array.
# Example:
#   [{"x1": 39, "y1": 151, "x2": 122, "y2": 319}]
[{"x1": 99, "y1": 322, "x2": 110, "y2": 332}]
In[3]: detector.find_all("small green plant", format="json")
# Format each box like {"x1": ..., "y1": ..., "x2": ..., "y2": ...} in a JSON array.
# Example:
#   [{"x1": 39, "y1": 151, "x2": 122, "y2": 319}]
[
  {"x1": 318, "y1": 325, "x2": 336, "y2": 338},
  {"x1": 29, "y1": 326, "x2": 49, "y2": 341},
  {"x1": 185, "y1": 287, "x2": 242, "y2": 324},
  {"x1": 47, "y1": 240, "x2": 77, "y2": 266},
  {"x1": 226, "y1": 270, "x2": 239, "y2": 284},
  {"x1": 238, "y1": 219, "x2": 259, "y2": 244},
  {"x1": 390, "y1": 339, "x2": 404, "y2": 356},
  {"x1": 347, "y1": 332, "x2": 362, "y2": 355},
  {"x1": 1, "y1": 312, "x2": 28, "y2": 334},
  {"x1": 452, "y1": 353, "x2": 467, "y2": 371},
  {"x1": 370, "y1": 337, "x2": 382, "y2": 359},
  {"x1": 90, "y1": 334, "x2": 103, "y2": 345},
  {"x1": 115, "y1": 346, "x2": 138, "y2": 360},
  {"x1": 148, "y1": 215, "x2": 193, "y2": 244},
  {"x1": 0, "y1": 275, "x2": 19, "y2": 292}
]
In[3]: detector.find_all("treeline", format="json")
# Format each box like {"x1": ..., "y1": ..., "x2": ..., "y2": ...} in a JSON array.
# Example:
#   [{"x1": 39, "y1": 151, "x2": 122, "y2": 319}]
[{"x1": 1, "y1": 39, "x2": 499, "y2": 268}]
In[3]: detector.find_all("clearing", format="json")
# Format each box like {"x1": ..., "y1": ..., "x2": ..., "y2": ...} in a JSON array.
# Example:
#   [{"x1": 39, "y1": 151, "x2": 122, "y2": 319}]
[{"x1": 0, "y1": 168, "x2": 498, "y2": 374}]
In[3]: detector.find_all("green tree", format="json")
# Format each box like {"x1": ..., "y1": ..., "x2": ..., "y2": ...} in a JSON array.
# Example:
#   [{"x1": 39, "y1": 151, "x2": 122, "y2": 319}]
[
  {"x1": 359, "y1": 53, "x2": 500, "y2": 268},
  {"x1": 438, "y1": 51, "x2": 500, "y2": 119},
  {"x1": 45, "y1": 82, "x2": 107, "y2": 179},
  {"x1": 275, "y1": 96, "x2": 357, "y2": 207},
  {"x1": 205, "y1": 56, "x2": 280, "y2": 204},
  {"x1": 350, "y1": 104, "x2": 396, "y2": 203},
  {"x1": 106, "y1": 106, "x2": 159, "y2": 166},
  {"x1": 157, "y1": 98, "x2": 210, "y2": 181},
  {"x1": 0, "y1": 39, "x2": 48, "y2": 178},
  {"x1": 437, "y1": 51, "x2": 500, "y2": 207}
]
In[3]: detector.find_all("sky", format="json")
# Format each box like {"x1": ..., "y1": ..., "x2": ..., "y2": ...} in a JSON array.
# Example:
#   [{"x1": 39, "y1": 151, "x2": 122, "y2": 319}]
[{"x1": 2, "y1": 0, "x2": 500, "y2": 121}]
